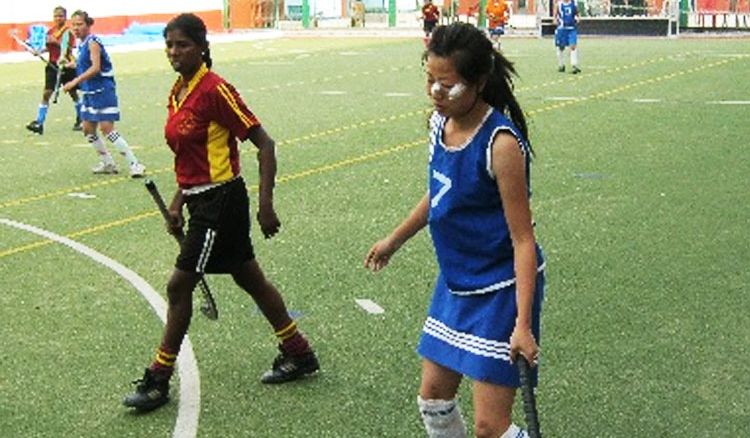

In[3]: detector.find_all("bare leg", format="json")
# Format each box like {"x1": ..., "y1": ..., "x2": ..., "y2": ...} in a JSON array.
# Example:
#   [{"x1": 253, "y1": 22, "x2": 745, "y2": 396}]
[
  {"x1": 472, "y1": 380, "x2": 516, "y2": 438},
  {"x1": 231, "y1": 259, "x2": 293, "y2": 331},
  {"x1": 161, "y1": 268, "x2": 200, "y2": 351}
]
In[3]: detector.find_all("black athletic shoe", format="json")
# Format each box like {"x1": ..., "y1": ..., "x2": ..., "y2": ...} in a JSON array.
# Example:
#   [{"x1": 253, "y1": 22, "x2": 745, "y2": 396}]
[
  {"x1": 261, "y1": 347, "x2": 320, "y2": 384},
  {"x1": 557, "y1": 66, "x2": 565, "y2": 73},
  {"x1": 572, "y1": 66, "x2": 582, "y2": 74},
  {"x1": 122, "y1": 368, "x2": 170, "y2": 412},
  {"x1": 72, "y1": 120, "x2": 82, "y2": 131},
  {"x1": 26, "y1": 121, "x2": 43, "y2": 135}
]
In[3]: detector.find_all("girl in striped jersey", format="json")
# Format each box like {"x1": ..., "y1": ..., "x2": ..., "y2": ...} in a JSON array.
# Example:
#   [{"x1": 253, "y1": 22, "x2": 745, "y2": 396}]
[
  {"x1": 123, "y1": 13, "x2": 318, "y2": 413},
  {"x1": 365, "y1": 22, "x2": 545, "y2": 438},
  {"x1": 63, "y1": 10, "x2": 145, "y2": 177}
]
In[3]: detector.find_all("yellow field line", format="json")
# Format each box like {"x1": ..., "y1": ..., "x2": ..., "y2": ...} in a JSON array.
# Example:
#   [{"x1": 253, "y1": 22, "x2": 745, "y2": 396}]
[
  {"x1": 526, "y1": 57, "x2": 740, "y2": 116},
  {"x1": 1, "y1": 53, "x2": 741, "y2": 258},
  {"x1": 0, "y1": 140, "x2": 423, "y2": 259},
  {"x1": 0, "y1": 52, "x2": 704, "y2": 211}
]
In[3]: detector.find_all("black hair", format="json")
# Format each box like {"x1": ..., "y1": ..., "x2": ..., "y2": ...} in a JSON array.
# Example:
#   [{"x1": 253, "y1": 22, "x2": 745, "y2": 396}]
[
  {"x1": 425, "y1": 22, "x2": 530, "y2": 150},
  {"x1": 71, "y1": 10, "x2": 94, "y2": 26},
  {"x1": 164, "y1": 13, "x2": 212, "y2": 69},
  {"x1": 54, "y1": 6, "x2": 67, "y2": 16}
]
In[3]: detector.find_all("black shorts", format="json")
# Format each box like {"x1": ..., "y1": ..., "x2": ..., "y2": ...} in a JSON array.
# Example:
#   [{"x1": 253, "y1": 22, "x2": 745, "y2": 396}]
[
  {"x1": 176, "y1": 177, "x2": 255, "y2": 274},
  {"x1": 424, "y1": 20, "x2": 437, "y2": 34},
  {"x1": 44, "y1": 64, "x2": 77, "y2": 91}
]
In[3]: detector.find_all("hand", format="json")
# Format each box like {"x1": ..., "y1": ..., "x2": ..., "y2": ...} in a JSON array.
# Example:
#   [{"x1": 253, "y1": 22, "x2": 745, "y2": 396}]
[
  {"x1": 62, "y1": 81, "x2": 74, "y2": 93},
  {"x1": 510, "y1": 325, "x2": 539, "y2": 368},
  {"x1": 166, "y1": 209, "x2": 184, "y2": 237},
  {"x1": 364, "y1": 237, "x2": 398, "y2": 272},
  {"x1": 257, "y1": 204, "x2": 281, "y2": 239}
]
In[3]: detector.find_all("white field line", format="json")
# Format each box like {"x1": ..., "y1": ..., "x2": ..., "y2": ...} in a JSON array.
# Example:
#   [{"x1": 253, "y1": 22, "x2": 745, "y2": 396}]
[
  {"x1": 0, "y1": 217, "x2": 200, "y2": 438},
  {"x1": 355, "y1": 298, "x2": 385, "y2": 314}
]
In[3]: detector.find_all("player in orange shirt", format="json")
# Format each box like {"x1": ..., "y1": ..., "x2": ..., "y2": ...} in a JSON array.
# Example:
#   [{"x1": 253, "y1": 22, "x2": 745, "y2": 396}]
[{"x1": 486, "y1": 0, "x2": 509, "y2": 50}]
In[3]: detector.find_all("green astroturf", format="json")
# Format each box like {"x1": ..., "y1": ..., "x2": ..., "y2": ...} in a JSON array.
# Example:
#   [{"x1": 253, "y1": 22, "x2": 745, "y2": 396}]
[{"x1": 0, "y1": 35, "x2": 749, "y2": 437}]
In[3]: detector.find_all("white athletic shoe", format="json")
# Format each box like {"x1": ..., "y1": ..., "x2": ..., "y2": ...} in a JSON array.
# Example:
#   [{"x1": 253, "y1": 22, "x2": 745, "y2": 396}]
[
  {"x1": 92, "y1": 161, "x2": 119, "y2": 175},
  {"x1": 129, "y1": 162, "x2": 146, "y2": 178}
]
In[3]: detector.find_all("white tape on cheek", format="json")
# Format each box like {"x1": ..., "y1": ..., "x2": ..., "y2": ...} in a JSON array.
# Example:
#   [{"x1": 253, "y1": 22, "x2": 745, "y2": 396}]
[
  {"x1": 430, "y1": 82, "x2": 442, "y2": 98},
  {"x1": 447, "y1": 83, "x2": 466, "y2": 100}
]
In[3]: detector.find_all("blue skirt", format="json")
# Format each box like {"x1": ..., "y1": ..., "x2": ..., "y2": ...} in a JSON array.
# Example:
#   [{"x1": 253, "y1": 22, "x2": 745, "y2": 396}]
[
  {"x1": 417, "y1": 271, "x2": 544, "y2": 387},
  {"x1": 80, "y1": 87, "x2": 120, "y2": 122}
]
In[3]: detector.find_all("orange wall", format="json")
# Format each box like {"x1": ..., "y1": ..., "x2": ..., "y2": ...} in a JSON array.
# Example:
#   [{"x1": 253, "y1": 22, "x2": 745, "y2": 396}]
[{"x1": 1, "y1": 9, "x2": 223, "y2": 53}]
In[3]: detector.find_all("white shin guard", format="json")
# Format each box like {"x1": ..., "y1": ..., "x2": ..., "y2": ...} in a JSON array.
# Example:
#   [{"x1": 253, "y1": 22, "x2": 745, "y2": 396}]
[{"x1": 418, "y1": 396, "x2": 467, "y2": 438}]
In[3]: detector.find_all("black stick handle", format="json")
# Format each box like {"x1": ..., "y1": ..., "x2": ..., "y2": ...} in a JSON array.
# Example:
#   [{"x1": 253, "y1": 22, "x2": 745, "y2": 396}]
[
  {"x1": 144, "y1": 179, "x2": 218, "y2": 320},
  {"x1": 517, "y1": 356, "x2": 542, "y2": 438}
]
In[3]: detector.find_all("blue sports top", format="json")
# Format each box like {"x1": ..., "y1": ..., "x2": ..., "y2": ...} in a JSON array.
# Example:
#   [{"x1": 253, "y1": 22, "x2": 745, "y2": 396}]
[
  {"x1": 558, "y1": 1, "x2": 578, "y2": 28},
  {"x1": 428, "y1": 108, "x2": 545, "y2": 295},
  {"x1": 76, "y1": 34, "x2": 116, "y2": 93}
]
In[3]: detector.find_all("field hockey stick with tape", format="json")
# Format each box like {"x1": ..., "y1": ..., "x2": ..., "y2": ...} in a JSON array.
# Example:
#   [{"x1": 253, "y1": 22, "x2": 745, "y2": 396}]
[
  {"x1": 144, "y1": 179, "x2": 219, "y2": 320},
  {"x1": 51, "y1": 30, "x2": 70, "y2": 104},
  {"x1": 517, "y1": 355, "x2": 542, "y2": 438},
  {"x1": 8, "y1": 31, "x2": 58, "y2": 70}
]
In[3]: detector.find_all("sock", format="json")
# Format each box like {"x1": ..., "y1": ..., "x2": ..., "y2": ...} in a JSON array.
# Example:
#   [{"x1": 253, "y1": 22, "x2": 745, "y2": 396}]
[
  {"x1": 275, "y1": 320, "x2": 311, "y2": 356},
  {"x1": 571, "y1": 48, "x2": 579, "y2": 67},
  {"x1": 500, "y1": 423, "x2": 529, "y2": 438},
  {"x1": 106, "y1": 131, "x2": 138, "y2": 165},
  {"x1": 149, "y1": 345, "x2": 178, "y2": 379},
  {"x1": 87, "y1": 134, "x2": 114, "y2": 164},
  {"x1": 36, "y1": 104, "x2": 48, "y2": 124},
  {"x1": 556, "y1": 48, "x2": 565, "y2": 67},
  {"x1": 418, "y1": 396, "x2": 467, "y2": 438},
  {"x1": 74, "y1": 100, "x2": 81, "y2": 122}
]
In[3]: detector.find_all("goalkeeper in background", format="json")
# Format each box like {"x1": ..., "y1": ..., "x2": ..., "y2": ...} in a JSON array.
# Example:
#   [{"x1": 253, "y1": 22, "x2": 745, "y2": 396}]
[
  {"x1": 25, "y1": 6, "x2": 81, "y2": 135},
  {"x1": 554, "y1": 0, "x2": 581, "y2": 74}
]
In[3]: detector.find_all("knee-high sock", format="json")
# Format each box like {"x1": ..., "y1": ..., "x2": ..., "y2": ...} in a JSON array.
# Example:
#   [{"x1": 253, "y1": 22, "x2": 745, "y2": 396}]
[
  {"x1": 106, "y1": 131, "x2": 138, "y2": 165},
  {"x1": 571, "y1": 48, "x2": 579, "y2": 67},
  {"x1": 36, "y1": 104, "x2": 48, "y2": 124},
  {"x1": 87, "y1": 133, "x2": 114, "y2": 163},
  {"x1": 557, "y1": 48, "x2": 565, "y2": 67},
  {"x1": 501, "y1": 423, "x2": 530, "y2": 438},
  {"x1": 418, "y1": 396, "x2": 467, "y2": 438},
  {"x1": 74, "y1": 100, "x2": 81, "y2": 122}
]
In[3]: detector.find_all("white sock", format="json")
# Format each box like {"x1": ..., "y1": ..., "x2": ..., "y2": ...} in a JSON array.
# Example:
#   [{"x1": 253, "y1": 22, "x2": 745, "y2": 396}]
[
  {"x1": 87, "y1": 134, "x2": 114, "y2": 164},
  {"x1": 500, "y1": 423, "x2": 529, "y2": 438},
  {"x1": 556, "y1": 48, "x2": 565, "y2": 67},
  {"x1": 571, "y1": 48, "x2": 579, "y2": 67},
  {"x1": 106, "y1": 131, "x2": 138, "y2": 165},
  {"x1": 417, "y1": 396, "x2": 467, "y2": 438}
]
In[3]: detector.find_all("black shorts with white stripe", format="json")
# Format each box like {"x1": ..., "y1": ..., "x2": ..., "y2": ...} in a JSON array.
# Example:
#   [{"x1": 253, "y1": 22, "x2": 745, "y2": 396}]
[{"x1": 176, "y1": 177, "x2": 255, "y2": 274}]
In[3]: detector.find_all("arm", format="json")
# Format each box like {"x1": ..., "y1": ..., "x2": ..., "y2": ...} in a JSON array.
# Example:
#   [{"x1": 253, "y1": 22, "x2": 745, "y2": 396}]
[
  {"x1": 63, "y1": 39, "x2": 101, "y2": 92},
  {"x1": 364, "y1": 193, "x2": 429, "y2": 271},
  {"x1": 492, "y1": 133, "x2": 540, "y2": 365},
  {"x1": 247, "y1": 125, "x2": 281, "y2": 239}
]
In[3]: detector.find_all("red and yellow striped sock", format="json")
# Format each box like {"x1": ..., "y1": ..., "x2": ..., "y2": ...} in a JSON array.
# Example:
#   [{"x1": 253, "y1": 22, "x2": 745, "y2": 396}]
[
  {"x1": 148, "y1": 345, "x2": 178, "y2": 378},
  {"x1": 275, "y1": 321, "x2": 311, "y2": 356}
]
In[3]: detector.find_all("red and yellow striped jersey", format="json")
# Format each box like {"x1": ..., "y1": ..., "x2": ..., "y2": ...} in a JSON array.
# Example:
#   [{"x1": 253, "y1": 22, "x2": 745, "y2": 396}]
[{"x1": 165, "y1": 64, "x2": 260, "y2": 189}]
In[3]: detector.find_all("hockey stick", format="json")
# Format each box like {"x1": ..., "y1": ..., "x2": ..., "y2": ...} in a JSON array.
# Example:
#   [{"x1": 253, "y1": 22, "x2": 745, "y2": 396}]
[
  {"x1": 144, "y1": 179, "x2": 219, "y2": 320},
  {"x1": 8, "y1": 31, "x2": 58, "y2": 70},
  {"x1": 517, "y1": 355, "x2": 542, "y2": 438},
  {"x1": 52, "y1": 30, "x2": 70, "y2": 104}
]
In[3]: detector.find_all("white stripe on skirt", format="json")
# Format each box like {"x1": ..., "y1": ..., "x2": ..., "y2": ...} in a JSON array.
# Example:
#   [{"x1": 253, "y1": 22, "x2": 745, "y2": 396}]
[{"x1": 423, "y1": 317, "x2": 511, "y2": 361}]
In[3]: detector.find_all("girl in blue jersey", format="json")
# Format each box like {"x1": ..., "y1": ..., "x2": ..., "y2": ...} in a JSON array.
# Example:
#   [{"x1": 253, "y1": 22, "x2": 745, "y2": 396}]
[
  {"x1": 365, "y1": 22, "x2": 545, "y2": 438},
  {"x1": 62, "y1": 10, "x2": 145, "y2": 177},
  {"x1": 554, "y1": 0, "x2": 581, "y2": 73}
]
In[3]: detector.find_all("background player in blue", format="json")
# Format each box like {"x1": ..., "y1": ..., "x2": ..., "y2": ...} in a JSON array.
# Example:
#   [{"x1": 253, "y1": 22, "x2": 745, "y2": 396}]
[
  {"x1": 554, "y1": 0, "x2": 581, "y2": 74},
  {"x1": 365, "y1": 22, "x2": 545, "y2": 438},
  {"x1": 62, "y1": 10, "x2": 145, "y2": 177}
]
